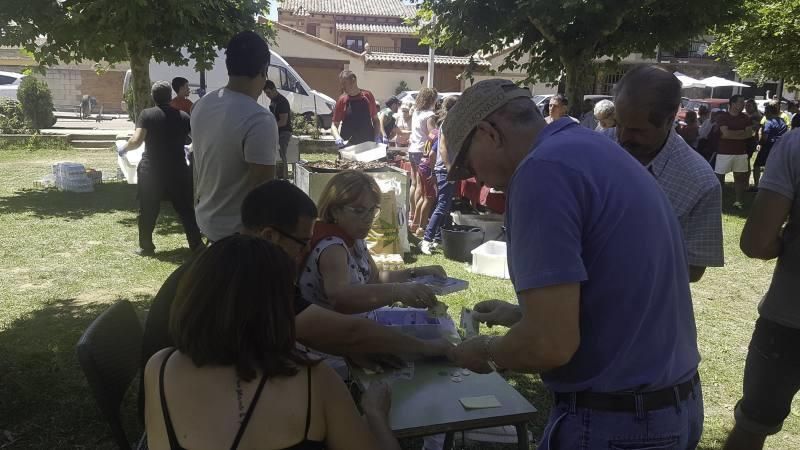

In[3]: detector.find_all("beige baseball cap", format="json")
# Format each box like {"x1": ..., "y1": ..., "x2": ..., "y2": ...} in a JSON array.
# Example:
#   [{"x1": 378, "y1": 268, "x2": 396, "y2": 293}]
[{"x1": 441, "y1": 79, "x2": 532, "y2": 181}]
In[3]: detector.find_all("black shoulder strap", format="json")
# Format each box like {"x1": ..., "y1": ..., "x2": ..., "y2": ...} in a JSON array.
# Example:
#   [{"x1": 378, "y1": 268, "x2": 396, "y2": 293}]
[
  {"x1": 159, "y1": 348, "x2": 182, "y2": 450},
  {"x1": 230, "y1": 373, "x2": 270, "y2": 450},
  {"x1": 304, "y1": 366, "x2": 312, "y2": 439}
]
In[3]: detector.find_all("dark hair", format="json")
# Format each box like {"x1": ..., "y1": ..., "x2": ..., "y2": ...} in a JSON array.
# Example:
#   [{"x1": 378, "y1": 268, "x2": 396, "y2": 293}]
[
  {"x1": 685, "y1": 110, "x2": 698, "y2": 124},
  {"x1": 170, "y1": 235, "x2": 315, "y2": 382},
  {"x1": 789, "y1": 100, "x2": 799, "y2": 111},
  {"x1": 765, "y1": 101, "x2": 780, "y2": 117},
  {"x1": 264, "y1": 80, "x2": 277, "y2": 91},
  {"x1": 171, "y1": 77, "x2": 189, "y2": 94},
  {"x1": 225, "y1": 31, "x2": 270, "y2": 78},
  {"x1": 151, "y1": 81, "x2": 173, "y2": 105},
  {"x1": 241, "y1": 180, "x2": 318, "y2": 232},
  {"x1": 730, "y1": 94, "x2": 744, "y2": 105},
  {"x1": 437, "y1": 95, "x2": 459, "y2": 125},
  {"x1": 698, "y1": 105, "x2": 709, "y2": 116},
  {"x1": 615, "y1": 65, "x2": 681, "y2": 127},
  {"x1": 385, "y1": 96, "x2": 400, "y2": 108},
  {"x1": 551, "y1": 94, "x2": 568, "y2": 106}
]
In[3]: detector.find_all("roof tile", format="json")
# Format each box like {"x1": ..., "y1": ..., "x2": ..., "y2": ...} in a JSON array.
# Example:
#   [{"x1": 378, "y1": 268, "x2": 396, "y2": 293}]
[
  {"x1": 279, "y1": 0, "x2": 418, "y2": 18},
  {"x1": 365, "y1": 52, "x2": 490, "y2": 67},
  {"x1": 337, "y1": 22, "x2": 416, "y2": 34}
]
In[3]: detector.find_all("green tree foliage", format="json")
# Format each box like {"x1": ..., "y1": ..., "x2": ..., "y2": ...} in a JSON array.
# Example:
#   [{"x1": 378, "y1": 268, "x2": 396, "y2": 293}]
[
  {"x1": 710, "y1": 0, "x2": 800, "y2": 85},
  {"x1": 0, "y1": 98, "x2": 28, "y2": 134},
  {"x1": 1, "y1": 0, "x2": 272, "y2": 121},
  {"x1": 16, "y1": 77, "x2": 55, "y2": 131},
  {"x1": 418, "y1": 0, "x2": 745, "y2": 114}
]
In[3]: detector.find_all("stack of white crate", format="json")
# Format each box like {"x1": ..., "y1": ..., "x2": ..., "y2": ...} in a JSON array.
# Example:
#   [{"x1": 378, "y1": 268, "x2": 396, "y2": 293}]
[{"x1": 52, "y1": 162, "x2": 94, "y2": 193}]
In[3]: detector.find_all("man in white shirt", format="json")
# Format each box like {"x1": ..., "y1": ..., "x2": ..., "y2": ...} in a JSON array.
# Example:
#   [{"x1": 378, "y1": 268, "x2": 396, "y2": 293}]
[{"x1": 191, "y1": 31, "x2": 278, "y2": 242}]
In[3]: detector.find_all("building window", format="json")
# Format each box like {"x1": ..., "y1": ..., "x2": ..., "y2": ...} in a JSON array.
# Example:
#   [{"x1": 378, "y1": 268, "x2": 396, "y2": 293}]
[
  {"x1": 401, "y1": 38, "x2": 426, "y2": 54},
  {"x1": 306, "y1": 23, "x2": 319, "y2": 36},
  {"x1": 346, "y1": 36, "x2": 365, "y2": 52}
]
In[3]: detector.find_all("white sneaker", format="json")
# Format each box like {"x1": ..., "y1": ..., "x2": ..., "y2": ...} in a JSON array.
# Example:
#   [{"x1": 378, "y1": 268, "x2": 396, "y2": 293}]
[
  {"x1": 431, "y1": 241, "x2": 440, "y2": 249},
  {"x1": 420, "y1": 240, "x2": 433, "y2": 255}
]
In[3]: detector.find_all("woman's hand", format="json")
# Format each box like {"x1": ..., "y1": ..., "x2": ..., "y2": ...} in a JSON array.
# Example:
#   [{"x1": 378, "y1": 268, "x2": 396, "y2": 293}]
[
  {"x1": 394, "y1": 283, "x2": 438, "y2": 308},
  {"x1": 361, "y1": 381, "x2": 392, "y2": 419},
  {"x1": 413, "y1": 265, "x2": 447, "y2": 280}
]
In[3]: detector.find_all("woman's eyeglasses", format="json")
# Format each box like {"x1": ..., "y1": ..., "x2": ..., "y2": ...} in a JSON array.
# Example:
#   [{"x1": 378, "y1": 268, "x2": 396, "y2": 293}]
[{"x1": 342, "y1": 205, "x2": 381, "y2": 220}]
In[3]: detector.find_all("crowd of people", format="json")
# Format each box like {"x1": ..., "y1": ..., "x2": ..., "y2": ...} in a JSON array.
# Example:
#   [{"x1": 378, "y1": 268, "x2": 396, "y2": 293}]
[{"x1": 113, "y1": 27, "x2": 800, "y2": 449}]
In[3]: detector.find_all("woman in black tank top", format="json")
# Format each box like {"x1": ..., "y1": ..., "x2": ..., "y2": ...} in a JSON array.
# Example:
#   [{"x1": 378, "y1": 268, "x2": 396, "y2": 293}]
[{"x1": 142, "y1": 235, "x2": 399, "y2": 450}]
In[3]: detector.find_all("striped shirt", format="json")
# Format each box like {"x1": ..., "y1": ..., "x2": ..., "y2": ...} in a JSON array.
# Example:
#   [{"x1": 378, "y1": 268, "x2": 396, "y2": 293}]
[{"x1": 648, "y1": 129, "x2": 724, "y2": 267}]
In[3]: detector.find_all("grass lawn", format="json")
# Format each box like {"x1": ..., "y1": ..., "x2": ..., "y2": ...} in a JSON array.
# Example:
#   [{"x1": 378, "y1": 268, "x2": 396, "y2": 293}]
[{"x1": 0, "y1": 146, "x2": 798, "y2": 449}]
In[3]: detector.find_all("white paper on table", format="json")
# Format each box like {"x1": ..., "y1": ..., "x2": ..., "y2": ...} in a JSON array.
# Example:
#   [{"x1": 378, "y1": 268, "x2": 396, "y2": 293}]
[{"x1": 460, "y1": 395, "x2": 502, "y2": 409}]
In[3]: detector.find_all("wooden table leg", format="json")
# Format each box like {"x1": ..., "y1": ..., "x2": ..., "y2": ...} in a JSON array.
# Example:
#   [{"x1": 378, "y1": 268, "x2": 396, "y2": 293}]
[
  {"x1": 515, "y1": 423, "x2": 530, "y2": 450},
  {"x1": 442, "y1": 432, "x2": 455, "y2": 450}
]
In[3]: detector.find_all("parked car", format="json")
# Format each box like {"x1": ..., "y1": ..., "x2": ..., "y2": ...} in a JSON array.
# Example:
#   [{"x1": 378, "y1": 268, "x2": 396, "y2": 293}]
[
  {"x1": 677, "y1": 98, "x2": 729, "y2": 121},
  {"x1": 124, "y1": 50, "x2": 336, "y2": 128},
  {"x1": 533, "y1": 94, "x2": 612, "y2": 116},
  {"x1": 0, "y1": 71, "x2": 24, "y2": 100}
]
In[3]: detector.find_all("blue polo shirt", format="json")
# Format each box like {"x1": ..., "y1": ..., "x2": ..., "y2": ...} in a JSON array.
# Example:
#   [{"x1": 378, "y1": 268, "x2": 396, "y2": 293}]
[{"x1": 507, "y1": 119, "x2": 699, "y2": 393}]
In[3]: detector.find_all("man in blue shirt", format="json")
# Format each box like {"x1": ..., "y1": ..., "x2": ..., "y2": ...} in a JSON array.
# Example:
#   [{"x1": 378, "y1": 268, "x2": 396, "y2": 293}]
[{"x1": 442, "y1": 79, "x2": 703, "y2": 448}]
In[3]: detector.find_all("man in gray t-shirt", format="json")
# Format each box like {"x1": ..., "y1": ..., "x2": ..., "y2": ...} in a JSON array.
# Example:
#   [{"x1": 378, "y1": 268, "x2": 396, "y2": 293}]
[
  {"x1": 726, "y1": 129, "x2": 800, "y2": 450},
  {"x1": 191, "y1": 31, "x2": 278, "y2": 242}
]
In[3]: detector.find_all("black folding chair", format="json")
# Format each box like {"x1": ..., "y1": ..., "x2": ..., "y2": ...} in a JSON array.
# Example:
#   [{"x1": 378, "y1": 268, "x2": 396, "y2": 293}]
[{"x1": 76, "y1": 300, "x2": 146, "y2": 450}]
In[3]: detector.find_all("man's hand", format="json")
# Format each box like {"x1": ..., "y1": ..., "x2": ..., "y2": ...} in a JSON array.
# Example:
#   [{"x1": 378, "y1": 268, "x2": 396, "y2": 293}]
[
  {"x1": 335, "y1": 138, "x2": 345, "y2": 149},
  {"x1": 452, "y1": 336, "x2": 494, "y2": 374},
  {"x1": 472, "y1": 300, "x2": 522, "y2": 328},
  {"x1": 116, "y1": 141, "x2": 128, "y2": 157},
  {"x1": 421, "y1": 338, "x2": 456, "y2": 360}
]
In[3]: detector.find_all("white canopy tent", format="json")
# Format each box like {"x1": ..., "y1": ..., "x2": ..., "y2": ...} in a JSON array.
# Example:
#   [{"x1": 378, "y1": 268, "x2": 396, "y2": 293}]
[
  {"x1": 699, "y1": 76, "x2": 750, "y2": 98},
  {"x1": 674, "y1": 72, "x2": 706, "y2": 89}
]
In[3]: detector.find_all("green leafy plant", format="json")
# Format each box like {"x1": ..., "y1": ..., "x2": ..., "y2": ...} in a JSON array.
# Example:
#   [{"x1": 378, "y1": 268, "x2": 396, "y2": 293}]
[
  {"x1": 0, "y1": 98, "x2": 28, "y2": 134},
  {"x1": 16, "y1": 77, "x2": 56, "y2": 131},
  {"x1": 710, "y1": 0, "x2": 800, "y2": 85},
  {"x1": 291, "y1": 114, "x2": 321, "y2": 139},
  {"x1": 418, "y1": 0, "x2": 746, "y2": 116},
  {"x1": 1, "y1": 0, "x2": 274, "y2": 119}
]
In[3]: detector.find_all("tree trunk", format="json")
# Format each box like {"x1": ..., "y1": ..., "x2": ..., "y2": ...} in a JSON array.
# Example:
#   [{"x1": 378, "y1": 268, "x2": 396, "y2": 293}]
[
  {"x1": 563, "y1": 56, "x2": 592, "y2": 118},
  {"x1": 126, "y1": 43, "x2": 153, "y2": 123}
]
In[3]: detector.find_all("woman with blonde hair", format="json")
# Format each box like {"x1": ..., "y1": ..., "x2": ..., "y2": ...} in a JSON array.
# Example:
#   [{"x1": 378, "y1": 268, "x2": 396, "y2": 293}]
[
  {"x1": 299, "y1": 170, "x2": 447, "y2": 313},
  {"x1": 408, "y1": 88, "x2": 438, "y2": 233}
]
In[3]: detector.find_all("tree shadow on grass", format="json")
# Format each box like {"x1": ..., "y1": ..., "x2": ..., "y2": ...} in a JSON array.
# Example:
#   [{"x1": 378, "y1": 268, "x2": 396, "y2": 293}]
[
  {"x1": 0, "y1": 182, "x2": 137, "y2": 220},
  {"x1": 0, "y1": 296, "x2": 151, "y2": 449}
]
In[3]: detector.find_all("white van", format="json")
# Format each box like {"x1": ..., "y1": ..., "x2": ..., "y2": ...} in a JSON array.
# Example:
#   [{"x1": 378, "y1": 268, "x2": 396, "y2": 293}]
[{"x1": 124, "y1": 49, "x2": 335, "y2": 128}]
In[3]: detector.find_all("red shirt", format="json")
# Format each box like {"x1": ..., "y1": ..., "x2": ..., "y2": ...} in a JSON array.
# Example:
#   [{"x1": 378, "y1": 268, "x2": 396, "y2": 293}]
[
  {"x1": 716, "y1": 112, "x2": 752, "y2": 155},
  {"x1": 332, "y1": 90, "x2": 377, "y2": 123},
  {"x1": 169, "y1": 97, "x2": 193, "y2": 115}
]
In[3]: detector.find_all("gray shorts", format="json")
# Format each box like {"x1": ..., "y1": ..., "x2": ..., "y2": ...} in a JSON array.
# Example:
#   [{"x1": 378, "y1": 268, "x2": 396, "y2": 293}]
[{"x1": 278, "y1": 131, "x2": 292, "y2": 162}]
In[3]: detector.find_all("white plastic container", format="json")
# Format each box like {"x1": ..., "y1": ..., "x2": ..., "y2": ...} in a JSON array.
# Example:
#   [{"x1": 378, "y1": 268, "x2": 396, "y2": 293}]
[
  {"x1": 116, "y1": 140, "x2": 144, "y2": 184},
  {"x1": 339, "y1": 142, "x2": 387, "y2": 162},
  {"x1": 471, "y1": 240, "x2": 510, "y2": 279}
]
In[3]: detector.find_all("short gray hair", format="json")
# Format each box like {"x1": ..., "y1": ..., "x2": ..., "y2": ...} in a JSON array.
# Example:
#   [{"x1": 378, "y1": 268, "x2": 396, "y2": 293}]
[
  {"x1": 151, "y1": 81, "x2": 173, "y2": 105},
  {"x1": 594, "y1": 99, "x2": 615, "y2": 120}
]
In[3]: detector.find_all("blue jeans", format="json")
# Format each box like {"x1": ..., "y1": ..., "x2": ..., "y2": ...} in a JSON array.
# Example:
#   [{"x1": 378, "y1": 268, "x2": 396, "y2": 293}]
[
  {"x1": 539, "y1": 380, "x2": 704, "y2": 450},
  {"x1": 423, "y1": 171, "x2": 454, "y2": 242}
]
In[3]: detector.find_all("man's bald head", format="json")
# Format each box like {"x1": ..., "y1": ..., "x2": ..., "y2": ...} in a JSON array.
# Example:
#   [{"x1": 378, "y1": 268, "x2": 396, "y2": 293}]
[{"x1": 614, "y1": 65, "x2": 682, "y2": 128}]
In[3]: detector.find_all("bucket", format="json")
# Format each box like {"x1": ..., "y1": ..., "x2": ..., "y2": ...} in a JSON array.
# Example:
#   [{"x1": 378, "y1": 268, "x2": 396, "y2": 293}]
[{"x1": 441, "y1": 225, "x2": 484, "y2": 262}]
